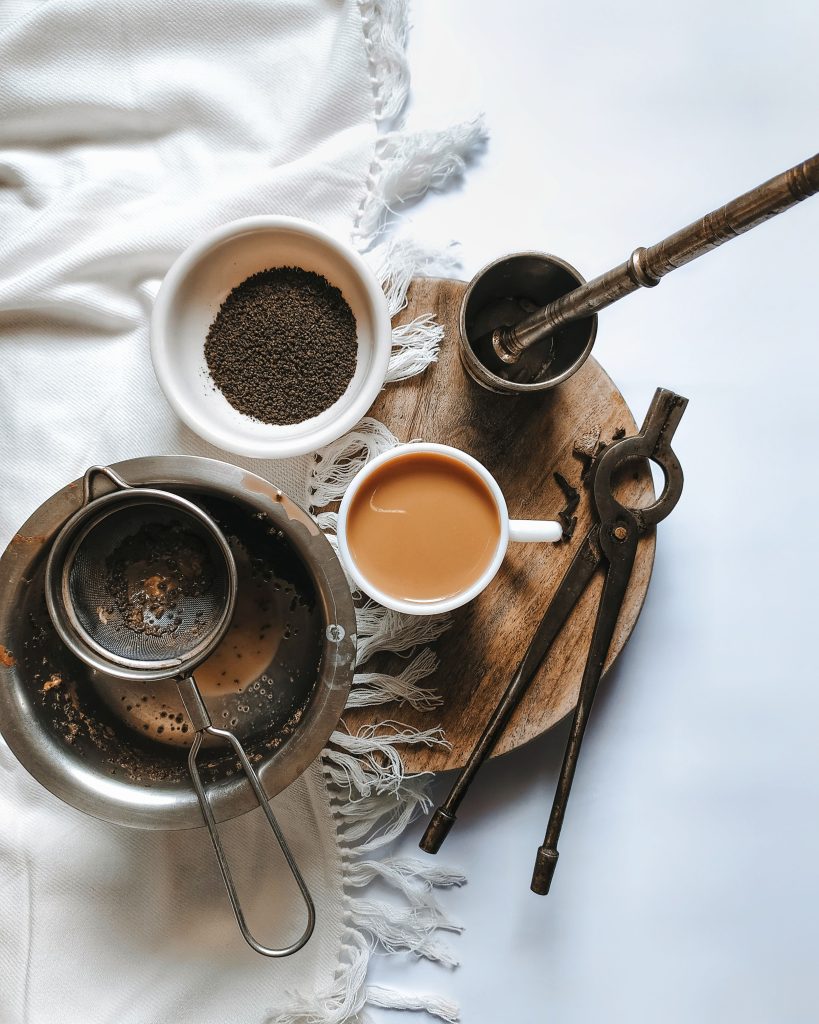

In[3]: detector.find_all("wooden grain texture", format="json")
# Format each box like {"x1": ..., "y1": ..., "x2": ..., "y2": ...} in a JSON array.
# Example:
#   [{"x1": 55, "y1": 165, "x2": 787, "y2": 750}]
[{"x1": 341, "y1": 277, "x2": 655, "y2": 772}]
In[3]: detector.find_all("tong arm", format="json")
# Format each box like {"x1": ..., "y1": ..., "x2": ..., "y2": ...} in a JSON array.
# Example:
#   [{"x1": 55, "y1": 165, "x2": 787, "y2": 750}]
[
  {"x1": 420, "y1": 524, "x2": 603, "y2": 854},
  {"x1": 531, "y1": 513, "x2": 639, "y2": 893}
]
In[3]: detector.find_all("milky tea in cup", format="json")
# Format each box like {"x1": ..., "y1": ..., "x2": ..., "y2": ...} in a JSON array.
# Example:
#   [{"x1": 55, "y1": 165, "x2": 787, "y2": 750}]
[
  {"x1": 344, "y1": 450, "x2": 500, "y2": 604},
  {"x1": 337, "y1": 443, "x2": 562, "y2": 615}
]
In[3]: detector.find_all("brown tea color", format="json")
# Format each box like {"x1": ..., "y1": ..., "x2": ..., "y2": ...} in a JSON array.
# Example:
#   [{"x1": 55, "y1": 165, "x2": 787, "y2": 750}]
[{"x1": 346, "y1": 451, "x2": 501, "y2": 604}]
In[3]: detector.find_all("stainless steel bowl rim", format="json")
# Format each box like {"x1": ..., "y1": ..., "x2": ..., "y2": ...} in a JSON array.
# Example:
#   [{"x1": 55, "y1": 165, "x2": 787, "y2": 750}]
[{"x1": 0, "y1": 456, "x2": 357, "y2": 831}]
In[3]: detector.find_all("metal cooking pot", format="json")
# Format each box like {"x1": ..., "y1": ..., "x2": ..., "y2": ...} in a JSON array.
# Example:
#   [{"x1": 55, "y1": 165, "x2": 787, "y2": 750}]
[{"x1": 0, "y1": 455, "x2": 355, "y2": 832}]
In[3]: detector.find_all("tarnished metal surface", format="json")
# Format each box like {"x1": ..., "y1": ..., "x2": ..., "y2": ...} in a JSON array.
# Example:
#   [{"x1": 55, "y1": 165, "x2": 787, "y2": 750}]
[
  {"x1": 46, "y1": 468, "x2": 239, "y2": 677},
  {"x1": 0, "y1": 456, "x2": 356, "y2": 830},
  {"x1": 480, "y1": 152, "x2": 819, "y2": 381},
  {"x1": 420, "y1": 389, "x2": 688, "y2": 898},
  {"x1": 458, "y1": 251, "x2": 598, "y2": 394}
]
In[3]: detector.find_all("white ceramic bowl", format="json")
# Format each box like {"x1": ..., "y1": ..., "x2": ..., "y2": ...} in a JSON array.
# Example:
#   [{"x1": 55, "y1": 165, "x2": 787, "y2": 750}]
[{"x1": 151, "y1": 217, "x2": 392, "y2": 459}]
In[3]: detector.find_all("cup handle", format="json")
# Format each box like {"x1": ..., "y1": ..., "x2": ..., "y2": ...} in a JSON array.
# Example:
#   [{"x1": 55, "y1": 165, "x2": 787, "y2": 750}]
[{"x1": 508, "y1": 520, "x2": 563, "y2": 543}]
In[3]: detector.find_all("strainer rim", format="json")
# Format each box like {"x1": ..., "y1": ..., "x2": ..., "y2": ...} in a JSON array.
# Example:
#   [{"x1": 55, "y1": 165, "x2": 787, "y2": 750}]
[{"x1": 45, "y1": 486, "x2": 238, "y2": 682}]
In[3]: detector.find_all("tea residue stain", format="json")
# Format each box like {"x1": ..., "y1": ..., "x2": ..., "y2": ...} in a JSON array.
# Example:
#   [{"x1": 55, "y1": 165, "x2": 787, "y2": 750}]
[
  {"x1": 104, "y1": 520, "x2": 215, "y2": 638},
  {"x1": 12, "y1": 533, "x2": 49, "y2": 547}
]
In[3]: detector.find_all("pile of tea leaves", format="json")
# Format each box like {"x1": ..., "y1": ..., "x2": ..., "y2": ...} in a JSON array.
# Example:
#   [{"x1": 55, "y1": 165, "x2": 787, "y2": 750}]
[{"x1": 204, "y1": 266, "x2": 358, "y2": 425}]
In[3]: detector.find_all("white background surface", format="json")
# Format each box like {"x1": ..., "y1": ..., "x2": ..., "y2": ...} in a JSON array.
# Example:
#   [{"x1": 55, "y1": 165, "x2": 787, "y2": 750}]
[{"x1": 368, "y1": 3, "x2": 819, "y2": 1021}]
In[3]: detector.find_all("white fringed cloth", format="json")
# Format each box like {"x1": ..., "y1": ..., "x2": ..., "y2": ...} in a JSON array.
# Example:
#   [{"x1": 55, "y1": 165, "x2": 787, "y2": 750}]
[{"x1": 0, "y1": 1, "x2": 486, "y2": 1022}]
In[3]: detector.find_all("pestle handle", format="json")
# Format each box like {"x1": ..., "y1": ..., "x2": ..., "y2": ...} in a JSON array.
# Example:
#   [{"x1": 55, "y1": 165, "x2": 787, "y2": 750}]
[{"x1": 502, "y1": 153, "x2": 819, "y2": 361}]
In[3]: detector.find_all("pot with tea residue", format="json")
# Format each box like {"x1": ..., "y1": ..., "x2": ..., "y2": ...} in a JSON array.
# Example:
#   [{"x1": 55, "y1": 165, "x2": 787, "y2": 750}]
[{"x1": 0, "y1": 456, "x2": 356, "y2": 956}]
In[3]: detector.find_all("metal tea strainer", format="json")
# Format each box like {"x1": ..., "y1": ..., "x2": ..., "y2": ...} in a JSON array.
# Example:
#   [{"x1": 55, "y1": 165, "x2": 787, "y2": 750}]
[{"x1": 45, "y1": 466, "x2": 315, "y2": 957}]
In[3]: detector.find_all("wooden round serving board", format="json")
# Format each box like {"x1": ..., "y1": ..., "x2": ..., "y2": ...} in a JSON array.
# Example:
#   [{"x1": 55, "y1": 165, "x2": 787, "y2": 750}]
[{"x1": 342, "y1": 277, "x2": 655, "y2": 772}]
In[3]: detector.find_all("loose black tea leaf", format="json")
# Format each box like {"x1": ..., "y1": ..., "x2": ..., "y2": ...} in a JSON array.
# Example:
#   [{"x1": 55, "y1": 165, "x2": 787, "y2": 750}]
[
  {"x1": 205, "y1": 266, "x2": 358, "y2": 425},
  {"x1": 104, "y1": 522, "x2": 215, "y2": 637}
]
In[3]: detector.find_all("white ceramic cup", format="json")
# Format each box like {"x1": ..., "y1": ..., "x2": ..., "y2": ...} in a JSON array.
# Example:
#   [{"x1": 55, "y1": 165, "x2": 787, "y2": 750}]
[{"x1": 337, "y1": 442, "x2": 563, "y2": 616}]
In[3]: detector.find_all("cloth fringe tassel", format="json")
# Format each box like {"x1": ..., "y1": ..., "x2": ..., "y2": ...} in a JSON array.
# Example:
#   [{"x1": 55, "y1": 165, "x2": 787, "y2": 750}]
[
  {"x1": 353, "y1": 118, "x2": 487, "y2": 252},
  {"x1": 293, "y1": 414, "x2": 464, "y2": 1024},
  {"x1": 325, "y1": 722, "x2": 450, "y2": 799},
  {"x1": 365, "y1": 987, "x2": 460, "y2": 1024},
  {"x1": 373, "y1": 236, "x2": 462, "y2": 382},
  {"x1": 355, "y1": 124, "x2": 486, "y2": 379},
  {"x1": 309, "y1": 418, "x2": 398, "y2": 512},
  {"x1": 268, "y1": 933, "x2": 461, "y2": 1024},
  {"x1": 355, "y1": 0, "x2": 486, "y2": 382},
  {"x1": 345, "y1": 647, "x2": 443, "y2": 711},
  {"x1": 270, "y1": 3, "x2": 484, "y2": 1020},
  {"x1": 267, "y1": 770, "x2": 467, "y2": 1024}
]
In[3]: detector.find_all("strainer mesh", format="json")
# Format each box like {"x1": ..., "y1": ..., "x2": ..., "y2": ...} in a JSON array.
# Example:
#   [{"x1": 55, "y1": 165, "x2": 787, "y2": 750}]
[{"x1": 65, "y1": 502, "x2": 231, "y2": 666}]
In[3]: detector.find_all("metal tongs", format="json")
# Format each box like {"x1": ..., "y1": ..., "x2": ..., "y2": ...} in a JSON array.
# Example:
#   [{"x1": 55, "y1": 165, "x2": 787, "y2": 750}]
[{"x1": 420, "y1": 387, "x2": 688, "y2": 893}]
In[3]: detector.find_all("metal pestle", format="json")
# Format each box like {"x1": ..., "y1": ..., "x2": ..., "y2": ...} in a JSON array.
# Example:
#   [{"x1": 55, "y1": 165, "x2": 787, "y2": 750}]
[{"x1": 475, "y1": 152, "x2": 819, "y2": 376}]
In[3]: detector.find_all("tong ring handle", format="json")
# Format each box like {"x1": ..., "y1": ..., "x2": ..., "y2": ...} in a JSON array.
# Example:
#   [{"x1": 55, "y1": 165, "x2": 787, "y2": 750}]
[{"x1": 593, "y1": 388, "x2": 688, "y2": 531}]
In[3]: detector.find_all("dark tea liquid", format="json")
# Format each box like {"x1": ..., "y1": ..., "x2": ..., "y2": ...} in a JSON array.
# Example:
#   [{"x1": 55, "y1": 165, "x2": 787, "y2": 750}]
[{"x1": 346, "y1": 451, "x2": 501, "y2": 603}]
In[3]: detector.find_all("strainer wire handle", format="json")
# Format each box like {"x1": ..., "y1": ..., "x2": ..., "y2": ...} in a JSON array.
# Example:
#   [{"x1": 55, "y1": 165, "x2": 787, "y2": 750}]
[{"x1": 179, "y1": 677, "x2": 316, "y2": 957}]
